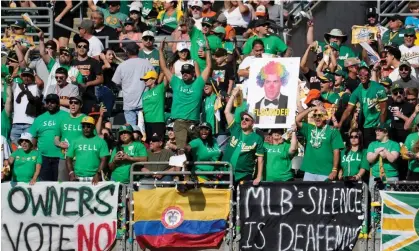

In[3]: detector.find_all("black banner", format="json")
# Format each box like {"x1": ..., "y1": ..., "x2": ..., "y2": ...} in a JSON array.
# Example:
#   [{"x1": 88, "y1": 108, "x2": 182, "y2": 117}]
[{"x1": 239, "y1": 182, "x2": 364, "y2": 251}]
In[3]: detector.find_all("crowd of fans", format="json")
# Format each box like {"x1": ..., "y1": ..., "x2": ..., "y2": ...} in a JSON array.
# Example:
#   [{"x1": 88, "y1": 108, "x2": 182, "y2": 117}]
[{"x1": 2, "y1": 0, "x2": 419, "y2": 201}]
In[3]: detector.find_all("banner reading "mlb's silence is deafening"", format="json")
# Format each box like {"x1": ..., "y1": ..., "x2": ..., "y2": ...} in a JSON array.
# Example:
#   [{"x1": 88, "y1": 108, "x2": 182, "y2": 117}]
[{"x1": 240, "y1": 182, "x2": 364, "y2": 251}]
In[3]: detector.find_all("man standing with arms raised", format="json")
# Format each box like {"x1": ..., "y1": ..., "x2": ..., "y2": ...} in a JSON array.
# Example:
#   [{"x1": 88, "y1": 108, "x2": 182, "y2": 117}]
[
  {"x1": 159, "y1": 38, "x2": 211, "y2": 151},
  {"x1": 223, "y1": 87, "x2": 265, "y2": 185}
]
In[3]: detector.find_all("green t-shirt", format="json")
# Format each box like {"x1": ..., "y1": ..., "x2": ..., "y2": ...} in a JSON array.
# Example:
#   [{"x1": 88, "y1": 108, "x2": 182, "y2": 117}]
[
  {"x1": 55, "y1": 113, "x2": 87, "y2": 159},
  {"x1": 367, "y1": 140, "x2": 400, "y2": 178},
  {"x1": 29, "y1": 110, "x2": 67, "y2": 158},
  {"x1": 109, "y1": 141, "x2": 147, "y2": 183},
  {"x1": 340, "y1": 149, "x2": 369, "y2": 177},
  {"x1": 47, "y1": 58, "x2": 84, "y2": 84},
  {"x1": 158, "y1": 10, "x2": 179, "y2": 30},
  {"x1": 138, "y1": 49, "x2": 160, "y2": 74},
  {"x1": 170, "y1": 75, "x2": 204, "y2": 121},
  {"x1": 143, "y1": 83, "x2": 165, "y2": 123},
  {"x1": 382, "y1": 29, "x2": 406, "y2": 47},
  {"x1": 264, "y1": 142, "x2": 294, "y2": 181},
  {"x1": 1, "y1": 110, "x2": 11, "y2": 140},
  {"x1": 204, "y1": 94, "x2": 216, "y2": 135},
  {"x1": 223, "y1": 41, "x2": 235, "y2": 54},
  {"x1": 66, "y1": 135, "x2": 110, "y2": 177},
  {"x1": 222, "y1": 121, "x2": 264, "y2": 181},
  {"x1": 405, "y1": 132, "x2": 419, "y2": 172},
  {"x1": 189, "y1": 27, "x2": 222, "y2": 71},
  {"x1": 321, "y1": 91, "x2": 340, "y2": 105},
  {"x1": 97, "y1": 6, "x2": 128, "y2": 29},
  {"x1": 349, "y1": 81, "x2": 387, "y2": 128},
  {"x1": 299, "y1": 123, "x2": 344, "y2": 176},
  {"x1": 243, "y1": 35, "x2": 288, "y2": 55},
  {"x1": 189, "y1": 138, "x2": 221, "y2": 180},
  {"x1": 11, "y1": 149, "x2": 42, "y2": 182},
  {"x1": 318, "y1": 42, "x2": 357, "y2": 62},
  {"x1": 234, "y1": 100, "x2": 248, "y2": 123}
]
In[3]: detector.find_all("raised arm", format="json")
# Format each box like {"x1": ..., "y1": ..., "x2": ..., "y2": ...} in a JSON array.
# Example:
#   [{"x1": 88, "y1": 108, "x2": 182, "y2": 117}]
[
  {"x1": 296, "y1": 106, "x2": 316, "y2": 128},
  {"x1": 237, "y1": 0, "x2": 250, "y2": 14},
  {"x1": 159, "y1": 39, "x2": 173, "y2": 81},
  {"x1": 300, "y1": 44, "x2": 313, "y2": 74},
  {"x1": 38, "y1": 31, "x2": 51, "y2": 65},
  {"x1": 405, "y1": 104, "x2": 419, "y2": 130},
  {"x1": 306, "y1": 20, "x2": 314, "y2": 46},
  {"x1": 225, "y1": 87, "x2": 240, "y2": 125},
  {"x1": 5, "y1": 81, "x2": 13, "y2": 117},
  {"x1": 55, "y1": 0, "x2": 73, "y2": 22},
  {"x1": 200, "y1": 38, "x2": 212, "y2": 82},
  {"x1": 87, "y1": 0, "x2": 98, "y2": 11}
]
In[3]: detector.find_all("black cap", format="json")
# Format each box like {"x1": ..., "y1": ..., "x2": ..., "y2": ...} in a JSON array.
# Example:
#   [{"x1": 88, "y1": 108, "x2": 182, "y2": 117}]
[
  {"x1": 214, "y1": 48, "x2": 227, "y2": 57},
  {"x1": 59, "y1": 47, "x2": 72, "y2": 54},
  {"x1": 45, "y1": 94, "x2": 60, "y2": 103},
  {"x1": 108, "y1": 1, "x2": 121, "y2": 6},
  {"x1": 199, "y1": 122, "x2": 212, "y2": 130},
  {"x1": 150, "y1": 135, "x2": 163, "y2": 142},
  {"x1": 255, "y1": 19, "x2": 270, "y2": 27},
  {"x1": 389, "y1": 14, "x2": 405, "y2": 24},
  {"x1": 385, "y1": 45, "x2": 402, "y2": 60},
  {"x1": 124, "y1": 18, "x2": 134, "y2": 25},
  {"x1": 181, "y1": 64, "x2": 195, "y2": 73},
  {"x1": 366, "y1": 7, "x2": 378, "y2": 17},
  {"x1": 21, "y1": 67, "x2": 35, "y2": 76}
]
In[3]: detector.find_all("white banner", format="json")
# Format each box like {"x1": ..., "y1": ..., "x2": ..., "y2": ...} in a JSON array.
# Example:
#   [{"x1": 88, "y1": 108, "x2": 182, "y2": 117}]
[
  {"x1": 247, "y1": 57, "x2": 300, "y2": 129},
  {"x1": 1, "y1": 182, "x2": 120, "y2": 251}
]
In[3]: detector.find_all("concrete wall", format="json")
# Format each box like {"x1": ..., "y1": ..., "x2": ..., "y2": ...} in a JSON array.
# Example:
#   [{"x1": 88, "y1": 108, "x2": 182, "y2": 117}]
[{"x1": 290, "y1": 1, "x2": 372, "y2": 58}]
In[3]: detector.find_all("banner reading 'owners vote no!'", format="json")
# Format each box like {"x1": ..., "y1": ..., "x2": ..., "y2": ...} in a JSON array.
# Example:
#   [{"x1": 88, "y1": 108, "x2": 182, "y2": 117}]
[
  {"x1": 239, "y1": 182, "x2": 364, "y2": 251},
  {"x1": 1, "y1": 182, "x2": 119, "y2": 251}
]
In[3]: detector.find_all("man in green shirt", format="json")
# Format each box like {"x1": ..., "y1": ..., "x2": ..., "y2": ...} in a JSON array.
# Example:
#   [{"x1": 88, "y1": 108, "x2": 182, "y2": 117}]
[
  {"x1": 404, "y1": 129, "x2": 419, "y2": 180},
  {"x1": 66, "y1": 116, "x2": 109, "y2": 184},
  {"x1": 187, "y1": 17, "x2": 222, "y2": 71},
  {"x1": 382, "y1": 15, "x2": 406, "y2": 47},
  {"x1": 138, "y1": 31, "x2": 160, "y2": 74},
  {"x1": 159, "y1": 38, "x2": 212, "y2": 149},
  {"x1": 319, "y1": 74, "x2": 340, "y2": 106},
  {"x1": 223, "y1": 87, "x2": 264, "y2": 185},
  {"x1": 29, "y1": 94, "x2": 67, "y2": 181},
  {"x1": 88, "y1": 0, "x2": 128, "y2": 30},
  {"x1": 296, "y1": 105, "x2": 345, "y2": 181},
  {"x1": 54, "y1": 95, "x2": 86, "y2": 181},
  {"x1": 243, "y1": 19, "x2": 288, "y2": 56},
  {"x1": 264, "y1": 129, "x2": 298, "y2": 181},
  {"x1": 338, "y1": 66, "x2": 388, "y2": 146}
]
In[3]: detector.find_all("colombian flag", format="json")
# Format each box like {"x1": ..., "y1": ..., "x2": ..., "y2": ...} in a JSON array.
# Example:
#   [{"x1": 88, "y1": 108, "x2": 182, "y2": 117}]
[{"x1": 133, "y1": 188, "x2": 231, "y2": 249}]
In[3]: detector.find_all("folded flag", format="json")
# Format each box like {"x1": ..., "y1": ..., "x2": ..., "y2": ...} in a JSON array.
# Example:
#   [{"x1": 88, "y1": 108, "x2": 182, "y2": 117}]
[{"x1": 133, "y1": 188, "x2": 231, "y2": 248}]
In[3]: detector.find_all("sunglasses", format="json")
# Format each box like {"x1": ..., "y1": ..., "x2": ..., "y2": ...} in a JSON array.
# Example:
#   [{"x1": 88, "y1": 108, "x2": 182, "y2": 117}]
[
  {"x1": 399, "y1": 67, "x2": 410, "y2": 72},
  {"x1": 202, "y1": 23, "x2": 212, "y2": 28},
  {"x1": 46, "y1": 100, "x2": 58, "y2": 104},
  {"x1": 241, "y1": 117, "x2": 252, "y2": 122},
  {"x1": 191, "y1": 6, "x2": 201, "y2": 11},
  {"x1": 392, "y1": 90, "x2": 404, "y2": 95},
  {"x1": 20, "y1": 139, "x2": 31, "y2": 144},
  {"x1": 350, "y1": 135, "x2": 359, "y2": 139},
  {"x1": 312, "y1": 114, "x2": 324, "y2": 118},
  {"x1": 167, "y1": 128, "x2": 174, "y2": 131},
  {"x1": 407, "y1": 98, "x2": 416, "y2": 102},
  {"x1": 69, "y1": 100, "x2": 80, "y2": 105},
  {"x1": 60, "y1": 52, "x2": 70, "y2": 57},
  {"x1": 82, "y1": 124, "x2": 93, "y2": 128},
  {"x1": 77, "y1": 44, "x2": 88, "y2": 49},
  {"x1": 55, "y1": 76, "x2": 65, "y2": 80},
  {"x1": 143, "y1": 37, "x2": 154, "y2": 42},
  {"x1": 12, "y1": 26, "x2": 23, "y2": 30},
  {"x1": 405, "y1": 34, "x2": 416, "y2": 38}
]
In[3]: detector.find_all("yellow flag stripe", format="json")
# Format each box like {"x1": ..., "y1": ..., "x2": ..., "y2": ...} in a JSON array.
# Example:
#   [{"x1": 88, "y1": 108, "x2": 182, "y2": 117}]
[
  {"x1": 383, "y1": 199, "x2": 414, "y2": 215},
  {"x1": 133, "y1": 188, "x2": 231, "y2": 221},
  {"x1": 384, "y1": 235, "x2": 419, "y2": 251},
  {"x1": 382, "y1": 218, "x2": 414, "y2": 232}
]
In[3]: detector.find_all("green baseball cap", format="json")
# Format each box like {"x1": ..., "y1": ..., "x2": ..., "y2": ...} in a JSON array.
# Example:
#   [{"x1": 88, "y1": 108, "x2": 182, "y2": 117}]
[
  {"x1": 202, "y1": 17, "x2": 213, "y2": 26},
  {"x1": 119, "y1": 124, "x2": 133, "y2": 133},
  {"x1": 391, "y1": 82, "x2": 403, "y2": 92},
  {"x1": 319, "y1": 73, "x2": 335, "y2": 84},
  {"x1": 405, "y1": 28, "x2": 416, "y2": 36},
  {"x1": 380, "y1": 77, "x2": 392, "y2": 87},
  {"x1": 376, "y1": 122, "x2": 390, "y2": 131},
  {"x1": 213, "y1": 26, "x2": 226, "y2": 34},
  {"x1": 334, "y1": 69, "x2": 346, "y2": 78},
  {"x1": 11, "y1": 20, "x2": 27, "y2": 29}
]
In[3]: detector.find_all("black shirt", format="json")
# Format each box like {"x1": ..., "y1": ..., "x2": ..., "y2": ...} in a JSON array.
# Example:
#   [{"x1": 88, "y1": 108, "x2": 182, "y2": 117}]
[
  {"x1": 102, "y1": 62, "x2": 118, "y2": 90},
  {"x1": 73, "y1": 57, "x2": 103, "y2": 101},
  {"x1": 387, "y1": 99, "x2": 414, "y2": 130},
  {"x1": 343, "y1": 77, "x2": 360, "y2": 94},
  {"x1": 211, "y1": 63, "x2": 235, "y2": 95},
  {"x1": 303, "y1": 69, "x2": 321, "y2": 90},
  {"x1": 93, "y1": 25, "x2": 119, "y2": 50}
]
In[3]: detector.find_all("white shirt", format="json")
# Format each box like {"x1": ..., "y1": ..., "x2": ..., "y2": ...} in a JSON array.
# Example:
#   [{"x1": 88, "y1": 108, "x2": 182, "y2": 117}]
[
  {"x1": 238, "y1": 54, "x2": 273, "y2": 99},
  {"x1": 388, "y1": 66, "x2": 417, "y2": 82},
  {"x1": 174, "y1": 59, "x2": 195, "y2": 78},
  {"x1": 258, "y1": 97, "x2": 281, "y2": 125},
  {"x1": 12, "y1": 83, "x2": 41, "y2": 124},
  {"x1": 399, "y1": 44, "x2": 419, "y2": 78},
  {"x1": 88, "y1": 35, "x2": 104, "y2": 57},
  {"x1": 223, "y1": 5, "x2": 253, "y2": 28},
  {"x1": 44, "y1": 60, "x2": 81, "y2": 96},
  {"x1": 193, "y1": 17, "x2": 203, "y2": 31}
]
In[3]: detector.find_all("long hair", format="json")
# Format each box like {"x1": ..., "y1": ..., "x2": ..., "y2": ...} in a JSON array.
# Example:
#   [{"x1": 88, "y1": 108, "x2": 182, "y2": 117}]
[
  {"x1": 168, "y1": 49, "x2": 191, "y2": 68},
  {"x1": 345, "y1": 129, "x2": 364, "y2": 155},
  {"x1": 200, "y1": 128, "x2": 215, "y2": 148}
]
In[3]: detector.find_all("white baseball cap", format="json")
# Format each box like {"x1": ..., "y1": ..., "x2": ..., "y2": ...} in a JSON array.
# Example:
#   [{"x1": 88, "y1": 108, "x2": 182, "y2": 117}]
[
  {"x1": 189, "y1": 0, "x2": 203, "y2": 8},
  {"x1": 176, "y1": 42, "x2": 190, "y2": 52},
  {"x1": 18, "y1": 132, "x2": 33, "y2": 144},
  {"x1": 128, "y1": 1, "x2": 142, "y2": 12},
  {"x1": 142, "y1": 30, "x2": 155, "y2": 38}
]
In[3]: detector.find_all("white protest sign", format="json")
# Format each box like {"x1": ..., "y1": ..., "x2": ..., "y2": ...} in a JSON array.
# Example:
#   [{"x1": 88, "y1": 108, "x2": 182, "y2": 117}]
[
  {"x1": 247, "y1": 57, "x2": 300, "y2": 129},
  {"x1": 2, "y1": 182, "x2": 119, "y2": 251}
]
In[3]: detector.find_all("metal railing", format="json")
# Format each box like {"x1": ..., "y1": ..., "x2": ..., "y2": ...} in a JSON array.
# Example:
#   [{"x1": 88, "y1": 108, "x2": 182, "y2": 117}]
[
  {"x1": 1, "y1": 7, "x2": 54, "y2": 39},
  {"x1": 377, "y1": 0, "x2": 411, "y2": 26},
  {"x1": 128, "y1": 161, "x2": 235, "y2": 251}
]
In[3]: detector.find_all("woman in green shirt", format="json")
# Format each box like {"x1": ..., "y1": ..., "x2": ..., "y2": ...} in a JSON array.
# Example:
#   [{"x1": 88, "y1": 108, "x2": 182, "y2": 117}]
[
  {"x1": 108, "y1": 125, "x2": 148, "y2": 184},
  {"x1": 339, "y1": 129, "x2": 369, "y2": 181},
  {"x1": 185, "y1": 122, "x2": 222, "y2": 182},
  {"x1": 156, "y1": 0, "x2": 182, "y2": 35},
  {"x1": 8, "y1": 132, "x2": 41, "y2": 184}
]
